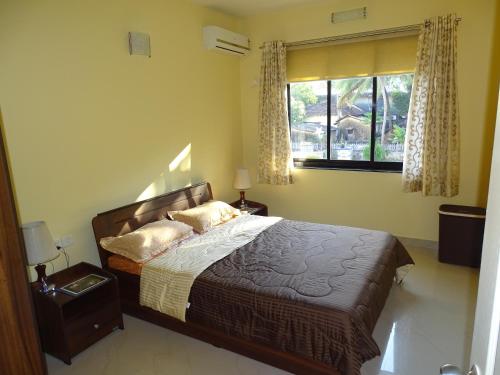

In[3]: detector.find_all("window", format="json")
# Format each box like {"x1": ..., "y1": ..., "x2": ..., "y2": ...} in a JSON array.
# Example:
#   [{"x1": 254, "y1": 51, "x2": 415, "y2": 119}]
[{"x1": 288, "y1": 73, "x2": 413, "y2": 171}]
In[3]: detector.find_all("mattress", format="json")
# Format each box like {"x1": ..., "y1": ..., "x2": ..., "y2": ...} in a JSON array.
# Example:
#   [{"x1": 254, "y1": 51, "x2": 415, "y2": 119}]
[{"x1": 108, "y1": 254, "x2": 143, "y2": 276}]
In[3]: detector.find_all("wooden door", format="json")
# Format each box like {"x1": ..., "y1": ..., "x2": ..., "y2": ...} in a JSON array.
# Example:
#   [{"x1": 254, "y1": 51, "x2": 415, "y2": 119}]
[{"x1": 0, "y1": 113, "x2": 46, "y2": 374}]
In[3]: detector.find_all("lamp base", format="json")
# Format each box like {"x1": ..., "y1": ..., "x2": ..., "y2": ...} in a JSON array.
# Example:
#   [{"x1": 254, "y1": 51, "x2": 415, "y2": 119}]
[
  {"x1": 34, "y1": 263, "x2": 46, "y2": 283},
  {"x1": 34, "y1": 263, "x2": 55, "y2": 294},
  {"x1": 239, "y1": 191, "x2": 247, "y2": 210}
]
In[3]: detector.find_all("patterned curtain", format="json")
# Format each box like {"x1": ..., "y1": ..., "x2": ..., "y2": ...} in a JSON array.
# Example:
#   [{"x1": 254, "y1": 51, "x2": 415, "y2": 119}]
[
  {"x1": 257, "y1": 41, "x2": 294, "y2": 185},
  {"x1": 402, "y1": 14, "x2": 460, "y2": 197}
]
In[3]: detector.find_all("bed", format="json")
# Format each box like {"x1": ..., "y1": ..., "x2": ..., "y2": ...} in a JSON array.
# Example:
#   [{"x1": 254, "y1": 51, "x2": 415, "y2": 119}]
[{"x1": 92, "y1": 182, "x2": 413, "y2": 375}]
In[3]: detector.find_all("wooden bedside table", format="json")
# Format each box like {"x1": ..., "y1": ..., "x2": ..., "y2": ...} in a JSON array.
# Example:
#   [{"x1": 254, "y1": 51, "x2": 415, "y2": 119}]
[
  {"x1": 230, "y1": 200, "x2": 268, "y2": 216},
  {"x1": 31, "y1": 262, "x2": 123, "y2": 364}
]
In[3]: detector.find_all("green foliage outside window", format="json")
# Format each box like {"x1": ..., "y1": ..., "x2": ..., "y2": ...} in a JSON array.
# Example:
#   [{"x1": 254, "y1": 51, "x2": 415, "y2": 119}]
[
  {"x1": 362, "y1": 142, "x2": 387, "y2": 160},
  {"x1": 391, "y1": 91, "x2": 411, "y2": 117},
  {"x1": 290, "y1": 84, "x2": 318, "y2": 124},
  {"x1": 392, "y1": 125, "x2": 406, "y2": 144}
]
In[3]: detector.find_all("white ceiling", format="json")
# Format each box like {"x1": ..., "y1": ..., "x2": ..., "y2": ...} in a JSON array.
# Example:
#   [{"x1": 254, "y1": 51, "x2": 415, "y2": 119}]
[{"x1": 192, "y1": 0, "x2": 325, "y2": 17}]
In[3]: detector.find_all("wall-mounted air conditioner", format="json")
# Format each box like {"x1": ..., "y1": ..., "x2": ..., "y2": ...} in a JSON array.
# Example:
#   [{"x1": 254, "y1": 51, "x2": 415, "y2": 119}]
[{"x1": 203, "y1": 26, "x2": 250, "y2": 56}]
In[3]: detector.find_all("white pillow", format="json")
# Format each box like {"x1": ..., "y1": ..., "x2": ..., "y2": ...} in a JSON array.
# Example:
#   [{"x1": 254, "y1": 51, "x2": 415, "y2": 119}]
[
  {"x1": 100, "y1": 219, "x2": 193, "y2": 262},
  {"x1": 168, "y1": 200, "x2": 241, "y2": 233}
]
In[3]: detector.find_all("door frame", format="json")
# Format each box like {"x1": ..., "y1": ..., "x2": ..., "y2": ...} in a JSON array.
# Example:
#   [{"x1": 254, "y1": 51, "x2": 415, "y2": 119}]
[
  {"x1": 0, "y1": 111, "x2": 46, "y2": 374},
  {"x1": 470, "y1": 88, "x2": 500, "y2": 375}
]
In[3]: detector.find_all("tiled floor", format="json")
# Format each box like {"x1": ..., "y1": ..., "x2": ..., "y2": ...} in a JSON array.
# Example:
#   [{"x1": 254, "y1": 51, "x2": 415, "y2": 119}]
[{"x1": 47, "y1": 246, "x2": 479, "y2": 375}]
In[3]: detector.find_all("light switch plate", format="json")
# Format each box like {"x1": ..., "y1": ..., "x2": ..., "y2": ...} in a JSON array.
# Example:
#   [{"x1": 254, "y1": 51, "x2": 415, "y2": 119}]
[{"x1": 128, "y1": 32, "x2": 151, "y2": 57}]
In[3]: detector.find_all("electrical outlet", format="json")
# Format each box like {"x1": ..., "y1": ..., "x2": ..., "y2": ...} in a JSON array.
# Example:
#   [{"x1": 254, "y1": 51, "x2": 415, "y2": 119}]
[
  {"x1": 61, "y1": 235, "x2": 74, "y2": 248},
  {"x1": 54, "y1": 235, "x2": 74, "y2": 248},
  {"x1": 54, "y1": 238, "x2": 62, "y2": 248}
]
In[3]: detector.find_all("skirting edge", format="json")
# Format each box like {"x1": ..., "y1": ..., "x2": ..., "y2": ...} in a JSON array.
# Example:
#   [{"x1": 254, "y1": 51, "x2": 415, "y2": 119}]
[{"x1": 397, "y1": 236, "x2": 438, "y2": 251}]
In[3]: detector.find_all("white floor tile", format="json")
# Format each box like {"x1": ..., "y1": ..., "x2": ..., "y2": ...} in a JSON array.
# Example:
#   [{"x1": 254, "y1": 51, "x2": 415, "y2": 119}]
[{"x1": 47, "y1": 246, "x2": 478, "y2": 375}]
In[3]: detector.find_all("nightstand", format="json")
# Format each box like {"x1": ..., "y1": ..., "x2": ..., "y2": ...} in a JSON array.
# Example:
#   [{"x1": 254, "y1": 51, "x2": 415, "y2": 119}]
[
  {"x1": 31, "y1": 262, "x2": 123, "y2": 364},
  {"x1": 230, "y1": 200, "x2": 268, "y2": 216}
]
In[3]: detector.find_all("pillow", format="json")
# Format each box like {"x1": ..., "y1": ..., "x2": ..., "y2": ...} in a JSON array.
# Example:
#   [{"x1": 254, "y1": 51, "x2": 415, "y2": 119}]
[
  {"x1": 168, "y1": 200, "x2": 241, "y2": 233},
  {"x1": 99, "y1": 219, "x2": 193, "y2": 263}
]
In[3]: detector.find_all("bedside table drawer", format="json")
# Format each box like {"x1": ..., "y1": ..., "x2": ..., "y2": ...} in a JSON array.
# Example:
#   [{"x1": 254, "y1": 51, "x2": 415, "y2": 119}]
[{"x1": 66, "y1": 301, "x2": 121, "y2": 355}]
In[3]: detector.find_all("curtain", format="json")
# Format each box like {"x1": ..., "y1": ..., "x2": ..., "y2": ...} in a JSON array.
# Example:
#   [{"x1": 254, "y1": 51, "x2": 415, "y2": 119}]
[
  {"x1": 257, "y1": 41, "x2": 294, "y2": 185},
  {"x1": 403, "y1": 14, "x2": 460, "y2": 197}
]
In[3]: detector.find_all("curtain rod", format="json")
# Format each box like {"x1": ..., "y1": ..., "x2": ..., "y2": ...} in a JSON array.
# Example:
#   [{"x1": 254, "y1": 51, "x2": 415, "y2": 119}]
[{"x1": 258, "y1": 18, "x2": 462, "y2": 50}]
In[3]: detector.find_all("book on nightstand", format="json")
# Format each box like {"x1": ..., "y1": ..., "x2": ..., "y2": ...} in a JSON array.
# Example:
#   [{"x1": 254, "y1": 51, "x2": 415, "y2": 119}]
[{"x1": 59, "y1": 273, "x2": 109, "y2": 296}]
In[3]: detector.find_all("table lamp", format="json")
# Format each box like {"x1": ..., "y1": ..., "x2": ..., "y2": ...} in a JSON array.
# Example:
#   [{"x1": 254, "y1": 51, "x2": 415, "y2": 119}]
[
  {"x1": 233, "y1": 168, "x2": 252, "y2": 209},
  {"x1": 22, "y1": 221, "x2": 60, "y2": 294}
]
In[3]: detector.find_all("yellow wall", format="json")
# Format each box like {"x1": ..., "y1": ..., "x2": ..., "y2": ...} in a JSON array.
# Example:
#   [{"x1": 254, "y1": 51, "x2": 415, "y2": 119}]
[
  {"x1": 0, "y1": 0, "x2": 498, "y2": 280},
  {"x1": 0, "y1": 0, "x2": 243, "y2": 276},
  {"x1": 239, "y1": 0, "x2": 499, "y2": 241}
]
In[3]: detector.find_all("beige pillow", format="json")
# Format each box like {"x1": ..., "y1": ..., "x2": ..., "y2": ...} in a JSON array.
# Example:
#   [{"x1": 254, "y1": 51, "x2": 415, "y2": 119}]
[
  {"x1": 169, "y1": 200, "x2": 241, "y2": 233},
  {"x1": 100, "y1": 219, "x2": 193, "y2": 262}
]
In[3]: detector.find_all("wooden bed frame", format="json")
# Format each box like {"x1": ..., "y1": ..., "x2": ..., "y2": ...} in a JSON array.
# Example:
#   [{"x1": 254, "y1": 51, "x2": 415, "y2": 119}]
[{"x1": 92, "y1": 182, "x2": 341, "y2": 375}]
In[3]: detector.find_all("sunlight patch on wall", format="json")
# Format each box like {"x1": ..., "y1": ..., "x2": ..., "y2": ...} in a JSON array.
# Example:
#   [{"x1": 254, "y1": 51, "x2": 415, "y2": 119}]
[
  {"x1": 169, "y1": 143, "x2": 191, "y2": 172},
  {"x1": 136, "y1": 144, "x2": 192, "y2": 202},
  {"x1": 136, "y1": 182, "x2": 152, "y2": 201}
]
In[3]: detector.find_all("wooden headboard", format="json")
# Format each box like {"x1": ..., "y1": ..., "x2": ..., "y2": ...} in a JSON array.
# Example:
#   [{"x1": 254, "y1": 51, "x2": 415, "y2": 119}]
[{"x1": 92, "y1": 181, "x2": 213, "y2": 268}]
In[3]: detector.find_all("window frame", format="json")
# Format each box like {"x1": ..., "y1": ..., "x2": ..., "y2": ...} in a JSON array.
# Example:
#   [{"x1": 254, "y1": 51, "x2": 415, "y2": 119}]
[{"x1": 287, "y1": 76, "x2": 404, "y2": 173}]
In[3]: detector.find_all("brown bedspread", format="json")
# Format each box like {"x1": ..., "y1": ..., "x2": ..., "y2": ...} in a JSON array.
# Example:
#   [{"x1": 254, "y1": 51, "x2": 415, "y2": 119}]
[{"x1": 186, "y1": 219, "x2": 413, "y2": 375}]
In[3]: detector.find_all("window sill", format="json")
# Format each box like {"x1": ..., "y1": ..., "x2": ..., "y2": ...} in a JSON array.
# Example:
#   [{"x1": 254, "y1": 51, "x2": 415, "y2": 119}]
[{"x1": 293, "y1": 160, "x2": 403, "y2": 173}]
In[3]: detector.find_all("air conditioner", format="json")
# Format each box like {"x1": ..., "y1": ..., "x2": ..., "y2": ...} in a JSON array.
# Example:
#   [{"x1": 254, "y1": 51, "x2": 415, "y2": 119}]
[{"x1": 203, "y1": 26, "x2": 250, "y2": 56}]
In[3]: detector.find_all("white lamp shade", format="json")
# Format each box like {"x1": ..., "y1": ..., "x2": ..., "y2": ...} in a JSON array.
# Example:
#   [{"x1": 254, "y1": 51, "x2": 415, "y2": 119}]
[
  {"x1": 233, "y1": 168, "x2": 252, "y2": 190},
  {"x1": 22, "y1": 221, "x2": 59, "y2": 266}
]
